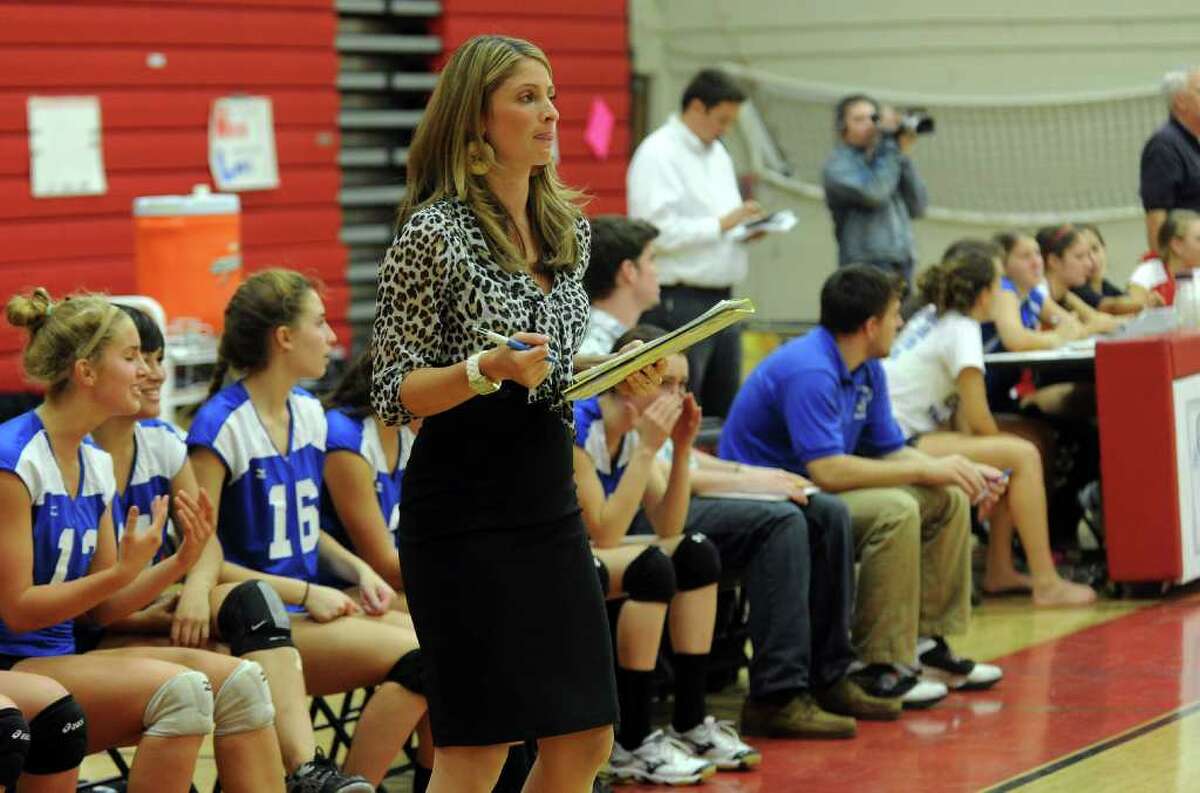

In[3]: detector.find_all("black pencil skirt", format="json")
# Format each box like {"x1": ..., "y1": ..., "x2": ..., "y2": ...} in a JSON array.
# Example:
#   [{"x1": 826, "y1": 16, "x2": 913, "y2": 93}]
[{"x1": 397, "y1": 383, "x2": 618, "y2": 746}]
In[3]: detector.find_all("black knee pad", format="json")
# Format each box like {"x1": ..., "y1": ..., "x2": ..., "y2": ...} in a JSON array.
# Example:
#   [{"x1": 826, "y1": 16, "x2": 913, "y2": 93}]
[
  {"x1": 594, "y1": 556, "x2": 610, "y2": 598},
  {"x1": 671, "y1": 533, "x2": 721, "y2": 591},
  {"x1": 388, "y1": 649, "x2": 424, "y2": 695},
  {"x1": 24, "y1": 695, "x2": 86, "y2": 775},
  {"x1": 623, "y1": 546, "x2": 676, "y2": 603},
  {"x1": 217, "y1": 579, "x2": 294, "y2": 656},
  {"x1": 0, "y1": 707, "x2": 30, "y2": 789}
]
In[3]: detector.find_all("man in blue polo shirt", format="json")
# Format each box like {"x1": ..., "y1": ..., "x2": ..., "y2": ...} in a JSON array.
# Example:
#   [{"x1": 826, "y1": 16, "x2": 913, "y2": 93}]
[{"x1": 720, "y1": 265, "x2": 1003, "y2": 702}]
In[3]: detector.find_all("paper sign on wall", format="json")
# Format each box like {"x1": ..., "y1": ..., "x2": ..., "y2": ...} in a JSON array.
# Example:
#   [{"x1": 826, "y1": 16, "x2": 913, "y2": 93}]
[
  {"x1": 584, "y1": 97, "x2": 615, "y2": 160},
  {"x1": 27, "y1": 96, "x2": 108, "y2": 198},
  {"x1": 209, "y1": 96, "x2": 280, "y2": 192}
]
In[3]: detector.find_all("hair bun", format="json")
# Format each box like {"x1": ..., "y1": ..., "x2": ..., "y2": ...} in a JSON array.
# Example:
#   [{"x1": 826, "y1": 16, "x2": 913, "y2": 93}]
[{"x1": 5, "y1": 287, "x2": 54, "y2": 333}]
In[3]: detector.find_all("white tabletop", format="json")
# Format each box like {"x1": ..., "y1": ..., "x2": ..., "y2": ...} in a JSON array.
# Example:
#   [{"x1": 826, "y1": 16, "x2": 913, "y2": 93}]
[{"x1": 983, "y1": 340, "x2": 1096, "y2": 367}]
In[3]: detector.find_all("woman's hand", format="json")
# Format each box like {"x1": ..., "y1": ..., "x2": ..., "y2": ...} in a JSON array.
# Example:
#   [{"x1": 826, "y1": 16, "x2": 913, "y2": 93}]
[
  {"x1": 633, "y1": 393, "x2": 683, "y2": 452},
  {"x1": 608, "y1": 340, "x2": 666, "y2": 398},
  {"x1": 171, "y1": 585, "x2": 212, "y2": 648},
  {"x1": 171, "y1": 490, "x2": 216, "y2": 572},
  {"x1": 356, "y1": 567, "x2": 396, "y2": 616},
  {"x1": 670, "y1": 394, "x2": 702, "y2": 450},
  {"x1": 304, "y1": 584, "x2": 361, "y2": 623},
  {"x1": 115, "y1": 499, "x2": 167, "y2": 580},
  {"x1": 480, "y1": 332, "x2": 552, "y2": 390},
  {"x1": 734, "y1": 465, "x2": 814, "y2": 505}
]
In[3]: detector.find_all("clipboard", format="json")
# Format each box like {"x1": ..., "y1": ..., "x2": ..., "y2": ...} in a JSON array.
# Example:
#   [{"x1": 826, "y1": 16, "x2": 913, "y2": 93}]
[{"x1": 565, "y1": 298, "x2": 756, "y2": 400}]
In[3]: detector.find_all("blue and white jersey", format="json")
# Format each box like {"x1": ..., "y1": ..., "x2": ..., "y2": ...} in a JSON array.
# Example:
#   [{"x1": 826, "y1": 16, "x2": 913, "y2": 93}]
[
  {"x1": 187, "y1": 382, "x2": 326, "y2": 584},
  {"x1": 319, "y1": 409, "x2": 410, "y2": 553},
  {"x1": 573, "y1": 397, "x2": 637, "y2": 497},
  {"x1": 110, "y1": 419, "x2": 188, "y2": 561},
  {"x1": 0, "y1": 410, "x2": 116, "y2": 657}
]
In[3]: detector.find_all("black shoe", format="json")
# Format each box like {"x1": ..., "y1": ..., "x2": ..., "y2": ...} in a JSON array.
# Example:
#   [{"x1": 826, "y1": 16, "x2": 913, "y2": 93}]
[
  {"x1": 285, "y1": 749, "x2": 375, "y2": 793},
  {"x1": 918, "y1": 637, "x2": 1003, "y2": 691}
]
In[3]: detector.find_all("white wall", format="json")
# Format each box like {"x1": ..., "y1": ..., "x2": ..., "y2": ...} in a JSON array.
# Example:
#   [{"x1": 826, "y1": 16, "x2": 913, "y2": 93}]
[{"x1": 630, "y1": 0, "x2": 1200, "y2": 323}]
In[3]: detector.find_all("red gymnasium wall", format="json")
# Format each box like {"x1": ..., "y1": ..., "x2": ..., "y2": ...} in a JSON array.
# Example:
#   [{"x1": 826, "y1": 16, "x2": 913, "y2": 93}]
[
  {"x1": 435, "y1": 0, "x2": 630, "y2": 216},
  {"x1": 0, "y1": 0, "x2": 345, "y2": 389}
]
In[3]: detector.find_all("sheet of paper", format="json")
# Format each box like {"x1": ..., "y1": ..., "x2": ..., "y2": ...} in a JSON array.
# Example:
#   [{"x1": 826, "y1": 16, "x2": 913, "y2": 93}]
[
  {"x1": 730, "y1": 209, "x2": 798, "y2": 241},
  {"x1": 584, "y1": 97, "x2": 615, "y2": 160},
  {"x1": 27, "y1": 96, "x2": 108, "y2": 198},
  {"x1": 209, "y1": 96, "x2": 280, "y2": 191},
  {"x1": 565, "y1": 298, "x2": 756, "y2": 400}
]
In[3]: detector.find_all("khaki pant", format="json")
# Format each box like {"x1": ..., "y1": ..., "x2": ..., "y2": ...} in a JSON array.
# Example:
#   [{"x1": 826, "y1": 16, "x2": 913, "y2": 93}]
[{"x1": 837, "y1": 485, "x2": 972, "y2": 665}]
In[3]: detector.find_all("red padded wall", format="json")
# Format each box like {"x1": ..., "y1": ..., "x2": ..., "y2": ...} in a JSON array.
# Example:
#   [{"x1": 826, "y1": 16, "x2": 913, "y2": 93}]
[
  {"x1": 0, "y1": 0, "x2": 345, "y2": 389},
  {"x1": 434, "y1": 0, "x2": 630, "y2": 216}
]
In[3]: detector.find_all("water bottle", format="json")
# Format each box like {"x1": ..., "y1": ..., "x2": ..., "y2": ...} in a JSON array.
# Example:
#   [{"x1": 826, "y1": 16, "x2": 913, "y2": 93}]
[{"x1": 1176, "y1": 271, "x2": 1198, "y2": 329}]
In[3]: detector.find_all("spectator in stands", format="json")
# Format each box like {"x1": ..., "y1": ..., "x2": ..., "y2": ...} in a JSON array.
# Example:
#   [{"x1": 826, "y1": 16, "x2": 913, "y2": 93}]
[
  {"x1": 822, "y1": 95, "x2": 928, "y2": 286},
  {"x1": 719, "y1": 265, "x2": 1003, "y2": 699},
  {"x1": 1072, "y1": 224, "x2": 1153, "y2": 315},
  {"x1": 983, "y1": 231, "x2": 1088, "y2": 414},
  {"x1": 579, "y1": 216, "x2": 661, "y2": 357},
  {"x1": 1129, "y1": 210, "x2": 1200, "y2": 307},
  {"x1": 627, "y1": 68, "x2": 764, "y2": 418},
  {"x1": 882, "y1": 241, "x2": 1097, "y2": 607},
  {"x1": 1140, "y1": 67, "x2": 1200, "y2": 253},
  {"x1": 573, "y1": 347, "x2": 752, "y2": 783},
  {"x1": 1037, "y1": 225, "x2": 1123, "y2": 338}
]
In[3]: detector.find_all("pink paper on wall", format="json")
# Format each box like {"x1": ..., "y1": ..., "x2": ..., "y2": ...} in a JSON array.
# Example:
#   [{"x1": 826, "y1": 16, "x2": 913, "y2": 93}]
[{"x1": 583, "y1": 97, "x2": 615, "y2": 160}]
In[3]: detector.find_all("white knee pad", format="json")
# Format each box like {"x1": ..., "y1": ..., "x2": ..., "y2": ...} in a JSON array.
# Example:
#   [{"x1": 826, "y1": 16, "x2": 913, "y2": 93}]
[
  {"x1": 143, "y1": 670, "x2": 215, "y2": 738},
  {"x1": 213, "y1": 659, "x2": 276, "y2": 737}
]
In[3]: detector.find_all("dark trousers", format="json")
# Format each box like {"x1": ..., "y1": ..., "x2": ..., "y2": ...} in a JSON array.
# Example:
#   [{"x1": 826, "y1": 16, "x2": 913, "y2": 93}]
[
  {"x1": 641, "y1": 285, "x2": 741, "y2": 418},
  {"x1": 654, "y1": 494, "x2": 856, "y2": 699}
]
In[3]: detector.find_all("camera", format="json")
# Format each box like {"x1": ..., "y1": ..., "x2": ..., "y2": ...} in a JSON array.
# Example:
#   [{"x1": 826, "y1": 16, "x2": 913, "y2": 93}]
[{"x1": 896, "y1": 108, "x2": 935, "y2": 136}]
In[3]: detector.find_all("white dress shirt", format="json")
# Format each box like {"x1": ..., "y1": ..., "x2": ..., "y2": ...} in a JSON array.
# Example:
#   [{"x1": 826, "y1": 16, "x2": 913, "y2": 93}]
[{"x1": 626, "y1": 115, "x2": 747, "y2": 289}]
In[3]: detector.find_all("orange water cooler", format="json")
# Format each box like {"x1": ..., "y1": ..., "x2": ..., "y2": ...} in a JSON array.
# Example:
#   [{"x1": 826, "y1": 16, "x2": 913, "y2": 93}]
[{"x1": 133, "y1": 185, "x2": 241, "y2": 332}]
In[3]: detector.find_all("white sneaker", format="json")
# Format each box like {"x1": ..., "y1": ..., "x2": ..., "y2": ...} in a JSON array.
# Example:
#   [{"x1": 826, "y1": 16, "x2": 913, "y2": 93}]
[
  {"x1": 918, "y1": 636, "x2": 1004, "y2": 691},
  {"x1": 668, "y1": 716, "x2": 761, "y2": 770},
  {"x1": 605, "y1": 730, "x2": 716, "y2": 785}
]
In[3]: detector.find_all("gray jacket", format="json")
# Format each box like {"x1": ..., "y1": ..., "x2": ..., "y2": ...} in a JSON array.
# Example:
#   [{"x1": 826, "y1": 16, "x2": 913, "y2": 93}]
[{"x1": 821, "y1": 138, "x2": 928, "y2": 267}]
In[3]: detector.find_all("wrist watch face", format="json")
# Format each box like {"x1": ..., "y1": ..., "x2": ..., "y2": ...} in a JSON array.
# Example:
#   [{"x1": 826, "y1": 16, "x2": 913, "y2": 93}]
[{"x1": 468, "y1": 353, "x2": 499, "y2": 394}]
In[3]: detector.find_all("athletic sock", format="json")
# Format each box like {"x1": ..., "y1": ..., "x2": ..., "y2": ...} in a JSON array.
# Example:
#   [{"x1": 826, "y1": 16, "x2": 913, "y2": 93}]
[
  {"x1": 672, "y1": 652, "x2": 709, "y2": 733},
  {"x1": 616, "y1": 667, "x2": 655, "y2": 749}
]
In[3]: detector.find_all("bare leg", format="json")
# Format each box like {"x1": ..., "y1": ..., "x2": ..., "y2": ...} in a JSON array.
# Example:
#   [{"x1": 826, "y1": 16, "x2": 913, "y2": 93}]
[
  {"x1": 917, "y1": 432, "x2": 1096, "y2": 607},
  {"x1": 524, "y1": 726, "x2": 613, "y2": 793},
  {"x1": 95, "y1": 646, "x2": 285, "y2": 793},
  {"x1": 428, "y1": 744, "x2": 510, "y2": 793},
  {"x1": 210, "y1": 582, "x2": 314, "y2": 775},
  {"x1": 13, "y1": 655, "x2": 203, "y2": 793},
  {"x1": 292, "y1": 615, "x2": 426, "y2": 784},
  {"x1": 0, "y1": 672, "x2": 78, "y2": 793}
]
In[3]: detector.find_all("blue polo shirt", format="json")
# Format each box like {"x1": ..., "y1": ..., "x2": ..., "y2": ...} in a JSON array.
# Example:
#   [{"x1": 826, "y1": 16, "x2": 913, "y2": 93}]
[{"x1": 718, "y1": 326, "x2": 906, "y2": 475}]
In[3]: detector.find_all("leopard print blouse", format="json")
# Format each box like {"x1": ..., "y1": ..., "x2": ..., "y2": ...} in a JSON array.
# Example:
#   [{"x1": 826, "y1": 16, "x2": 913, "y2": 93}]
[{"x1": 371, "y1": 197, "x2": 591, "y2": 429}]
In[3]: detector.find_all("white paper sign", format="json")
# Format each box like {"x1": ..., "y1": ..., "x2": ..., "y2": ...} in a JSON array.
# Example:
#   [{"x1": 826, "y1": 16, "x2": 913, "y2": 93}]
[
  {"x1": 27, "y1": 96, "x2": 108, "y2": 198},
  {"x1": 208, "y1": 96, "x2": 280, "y2": 192}
]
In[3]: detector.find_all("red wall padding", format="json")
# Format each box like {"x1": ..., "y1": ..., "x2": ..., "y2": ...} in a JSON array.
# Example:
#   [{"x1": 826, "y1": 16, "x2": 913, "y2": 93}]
[
  {"x1": 433, "y1": 1, "x2": 630, "y2": 217},
  {"x1": 0, "y1": 1, "x2": 344, "y2": 391}
]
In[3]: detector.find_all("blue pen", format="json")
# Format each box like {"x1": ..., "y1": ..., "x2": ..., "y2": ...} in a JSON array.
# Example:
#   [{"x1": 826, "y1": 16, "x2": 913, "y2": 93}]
[{"x1": 478, "y1": 329, "x2": 557, "y2": 363}]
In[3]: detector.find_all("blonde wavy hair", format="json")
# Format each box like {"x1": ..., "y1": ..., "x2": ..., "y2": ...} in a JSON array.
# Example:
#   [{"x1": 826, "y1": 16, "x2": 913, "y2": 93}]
[
  {"x1": 397, "y1": 34, "x2": 586, "y2": 273},
  {"x1": 5, "y1": 287, "x2": 125, "y2": 396}
]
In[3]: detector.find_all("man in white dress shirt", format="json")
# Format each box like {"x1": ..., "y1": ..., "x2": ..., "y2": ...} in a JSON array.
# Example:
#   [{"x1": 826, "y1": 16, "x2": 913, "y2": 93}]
[{"x1": 627, "y1": 68, "x2": 763, "y2": 418}]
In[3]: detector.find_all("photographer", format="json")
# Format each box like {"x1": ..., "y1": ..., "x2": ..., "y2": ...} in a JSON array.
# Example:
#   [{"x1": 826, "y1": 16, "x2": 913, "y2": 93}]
[{"x1": 822, "y1": 95, "x2": 929, "y2": 287}]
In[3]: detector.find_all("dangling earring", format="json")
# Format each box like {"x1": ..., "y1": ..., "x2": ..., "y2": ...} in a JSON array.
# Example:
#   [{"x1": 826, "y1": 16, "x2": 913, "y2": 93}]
[{"x1": 467, "y1": 140, "x2": 494, "y2": 176}]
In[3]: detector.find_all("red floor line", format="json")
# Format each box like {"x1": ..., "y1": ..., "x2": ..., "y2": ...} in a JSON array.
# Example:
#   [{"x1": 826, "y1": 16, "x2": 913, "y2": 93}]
[{"x1": 621, "y1": 594, "x2": 1200, "y2": 793}]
